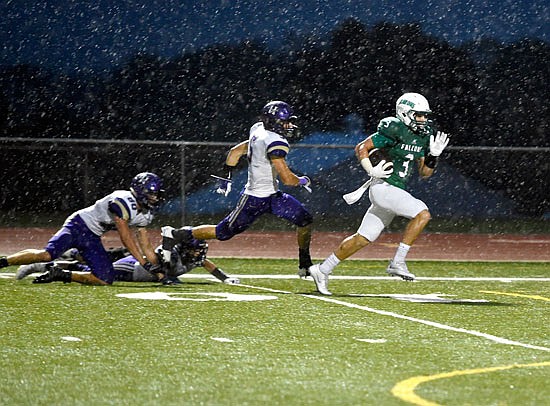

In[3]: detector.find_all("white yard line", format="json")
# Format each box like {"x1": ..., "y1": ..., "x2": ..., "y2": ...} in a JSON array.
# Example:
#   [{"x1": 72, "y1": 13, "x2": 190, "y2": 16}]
[
  {"x1": 302, "y1": 294, "x2": 550, "y2": 352},
  {"x1": 234, "y1": 280, "x2": 550, "y2": 353},
  {"x1": 201, "y1": 274, "x2": 550, "y2": 282},
  {"x1": 2, "y1": 272, "x2": 550, "y2": 283},
  {"x1": 3, "y1": 271, "x2": 548, "y2": 352}
]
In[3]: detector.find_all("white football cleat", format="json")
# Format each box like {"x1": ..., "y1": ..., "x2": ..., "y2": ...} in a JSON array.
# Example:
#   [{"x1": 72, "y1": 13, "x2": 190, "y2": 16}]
[
  {"x1": 386, "y1": 260, "x2": 416, "y2": 281},
  {"x1": 308, "y1": 264, "x2": 332, "y2": 296},
  {"x1": 16, "y1": 263, "x2": 49, "y2": 280}
]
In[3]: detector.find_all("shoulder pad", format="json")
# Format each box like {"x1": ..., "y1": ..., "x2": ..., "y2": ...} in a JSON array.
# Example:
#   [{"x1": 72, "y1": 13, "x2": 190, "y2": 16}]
[
  {"x1": 377, "y1": 117, "x2": 404, "y2": 134},
  {"x1": 108, "y1": 197, "x2": 132, "y2": 221},
  {"x1": 266, "y1": 139, "x2": 289, "y2": 158}
]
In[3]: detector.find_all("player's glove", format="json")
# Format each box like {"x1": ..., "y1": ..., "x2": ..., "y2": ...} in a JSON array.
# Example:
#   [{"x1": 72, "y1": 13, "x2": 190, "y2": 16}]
[
  {"x1": 298, "y1": 176, "x2": 312, "y2": 193},
  {"x1": 360, "y1": 158, "x2": 393, "y2": 179},
  {"x1": 143, "y1": 261, "x2": 162, "y2": 275},
  {"x1": 223, "y1": 277, "x2": 241, "y2": 285},
  {"x1": 161, "y1": 276, "x2": 182, "y2": 285},
  {"x1": 429, "y1": 131, "x2": 450, "y2": 157},
  {"x1": 212, "y1": 176, "x2": 232, "y2": 197}
]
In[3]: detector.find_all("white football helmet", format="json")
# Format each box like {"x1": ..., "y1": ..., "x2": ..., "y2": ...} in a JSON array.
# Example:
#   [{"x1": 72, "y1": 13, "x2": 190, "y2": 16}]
[{"x1": 396, "y1": 93, "x2": 432, "y2": 131}]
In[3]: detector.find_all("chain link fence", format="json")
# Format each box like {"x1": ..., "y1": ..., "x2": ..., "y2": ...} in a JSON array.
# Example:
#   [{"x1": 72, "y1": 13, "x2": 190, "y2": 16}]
[{"x1": 0, "y1": 137, "x2": 548, "y2": 232}]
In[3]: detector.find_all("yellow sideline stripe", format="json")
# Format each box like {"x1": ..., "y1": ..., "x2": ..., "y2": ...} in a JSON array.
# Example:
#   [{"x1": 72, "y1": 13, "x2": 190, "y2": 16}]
[
  {"x1": 391, "y1": 361, "x2": 550, "y2": 406},
  {"x1": 480, "y1": 290, "x2": 550, "y2": 302}
]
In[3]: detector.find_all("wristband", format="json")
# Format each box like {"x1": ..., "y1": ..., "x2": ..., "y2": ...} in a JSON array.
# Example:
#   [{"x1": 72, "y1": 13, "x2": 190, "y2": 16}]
[
  {"x1": 224, "y1": 164, "x2": 234, "y2": 179},
  {"x1": 424, "y1": 154, "x2": 439, "y2": 169},
  {"x1": 360, "y1": 157, "x2": 374, "y2": 175}
]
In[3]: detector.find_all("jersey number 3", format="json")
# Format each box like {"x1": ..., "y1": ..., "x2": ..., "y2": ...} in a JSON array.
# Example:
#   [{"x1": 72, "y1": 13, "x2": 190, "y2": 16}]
[{"x1": 398, "y1": 154, "x2": 414, "y2": 178}]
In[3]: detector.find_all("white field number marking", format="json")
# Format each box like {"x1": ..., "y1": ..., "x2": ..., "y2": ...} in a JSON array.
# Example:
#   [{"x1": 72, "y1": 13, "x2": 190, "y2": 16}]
[{"x1": 116, "y1": 292, "x2": 278, "y2": 302}]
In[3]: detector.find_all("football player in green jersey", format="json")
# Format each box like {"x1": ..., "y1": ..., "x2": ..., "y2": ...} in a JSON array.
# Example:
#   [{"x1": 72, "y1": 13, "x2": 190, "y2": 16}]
[{"x1": 308, "y1": 93, "x2": 449, "y2": 295}]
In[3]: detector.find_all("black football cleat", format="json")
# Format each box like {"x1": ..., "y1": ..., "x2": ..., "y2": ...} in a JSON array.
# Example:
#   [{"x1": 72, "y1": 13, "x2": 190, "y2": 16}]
[{"x1": 33, "y1": 266, "x2": 72, "y2": 284}]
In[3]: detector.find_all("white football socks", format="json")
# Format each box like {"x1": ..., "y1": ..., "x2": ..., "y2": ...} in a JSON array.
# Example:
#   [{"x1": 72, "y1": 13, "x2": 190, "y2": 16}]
[
  {"x1": 320, "y1": 253, "x2": 340, "y2": 274},
  {"x1": 393, "y1": 242, "x2": 411, "y2": 264}
]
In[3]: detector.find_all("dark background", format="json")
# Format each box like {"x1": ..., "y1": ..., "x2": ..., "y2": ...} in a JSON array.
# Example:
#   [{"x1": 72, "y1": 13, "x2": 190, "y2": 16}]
[{"x1": 0, "y1": 2, "x2": 548, "y2": 220}]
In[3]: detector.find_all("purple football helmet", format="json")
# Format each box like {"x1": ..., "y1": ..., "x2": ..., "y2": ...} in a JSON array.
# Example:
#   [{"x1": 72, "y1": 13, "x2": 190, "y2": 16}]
[
  {"x1": 261, "y1": 101, "x2": 299, "y2": 137},
  {"x1": 130, "y1": 172, "x2": 164, "y2": 210}
]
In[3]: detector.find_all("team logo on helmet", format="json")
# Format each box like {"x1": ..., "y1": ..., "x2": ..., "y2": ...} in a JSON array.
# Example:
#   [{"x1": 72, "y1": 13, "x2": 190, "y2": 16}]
[{"x1": 396, "y1": 93, "x2": 432, "y2": 132}]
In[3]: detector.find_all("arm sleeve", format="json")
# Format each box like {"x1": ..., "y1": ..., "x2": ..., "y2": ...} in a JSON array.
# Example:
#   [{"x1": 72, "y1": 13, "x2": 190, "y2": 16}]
[
  {"x1": 266, "y1": 140, "x2": 289, "y2": 158},
  {"x1": 108, "y1": 197, "x2": 131, "y2": 221}
]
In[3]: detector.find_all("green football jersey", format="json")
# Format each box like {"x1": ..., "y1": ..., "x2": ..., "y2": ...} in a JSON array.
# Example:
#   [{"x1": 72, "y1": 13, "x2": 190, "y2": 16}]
[{"x1": 370, "y1": 117, "x2": 432, "y2": 190}]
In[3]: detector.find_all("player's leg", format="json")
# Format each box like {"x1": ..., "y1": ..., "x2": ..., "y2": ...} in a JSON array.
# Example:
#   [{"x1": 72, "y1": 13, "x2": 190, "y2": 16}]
[
  {"x1": 15, "y1": 262, "x2": 51, "y2": 280},
  {"x1": 308, "y1": 190, "x2": 394, "y2": 295},
  {"x1": 297, "y1": 223, "x2": 313, "y2": 271},
  {"x1": 402, "y1": 209, "x2": 431, "y2": 246},
  {"x1": 215, "y1": 194, "x2": 268, "y2": 241},
  {"x1": 31, "y1": 218, "x2": 113, "y2": 285},
  {"x1": 35, "y1": 249, "x2": 110, "y2": 285},
  {"x1": 373, "y1": 183, "x2": 429, "y2": 280},
  {"x1": 307, "y1": 234, "x2": 370, "y2": 296},
  {"x1": 2, "y1": 222, "x2": 80, "y2": 270},
  {"x1": 192, "y1": 225, "x2": 217, "y2": 240},
  {"x1": 333, "y1": 233, "x2": 371, "y2": 261},
  {"x1": 322, "y1": 201, "x2": 393, "y2": 274},
  {"x1": 70, "y1": 244, "x2": 112, "y2": 285},
  {"x1": 270, "y1": 192, "x2": 314, "y2": 271},
  {"x1": 1, "y1": 249, "x2": 52, "y2": 268}
]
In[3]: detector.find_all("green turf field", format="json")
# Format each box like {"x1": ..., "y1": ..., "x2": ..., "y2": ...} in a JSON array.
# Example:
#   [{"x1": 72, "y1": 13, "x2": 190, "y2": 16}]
[{"x1": 1, "y1": 259, "x2": 549, "y2": 405}]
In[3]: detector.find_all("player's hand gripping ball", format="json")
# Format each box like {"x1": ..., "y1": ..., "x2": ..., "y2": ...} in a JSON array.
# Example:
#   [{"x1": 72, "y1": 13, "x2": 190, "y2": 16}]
[
  {"x1": 368, "y1": 148, "x2": 392, "y2": 167},
  {"x1": 367, "y1": 148, "x2": 393, "y2": 178}
]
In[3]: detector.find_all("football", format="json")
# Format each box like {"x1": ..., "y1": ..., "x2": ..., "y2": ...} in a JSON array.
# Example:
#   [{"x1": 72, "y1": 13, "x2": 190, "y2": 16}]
[{"x1": 368, "y1": 148, "x2": 393, "y2": 168}]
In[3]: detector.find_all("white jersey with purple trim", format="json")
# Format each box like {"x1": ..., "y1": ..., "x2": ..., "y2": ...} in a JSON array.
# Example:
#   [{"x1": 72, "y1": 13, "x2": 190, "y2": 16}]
[
  {"x1": 74, "y1": 190, "x2": 154, "y2": 236},
  {"x1": 244, "y1": 122, "x2": 290, "y2": 198}
]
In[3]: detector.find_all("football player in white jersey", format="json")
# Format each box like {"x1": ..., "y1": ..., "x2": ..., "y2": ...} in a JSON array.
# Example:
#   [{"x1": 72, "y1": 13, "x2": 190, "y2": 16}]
[
  {"x1": 161, "y1": 101, "x2": 314, "y2": 274},
  {"x1": 0, "y1": 172, "x2": 164, "y2": 285}
]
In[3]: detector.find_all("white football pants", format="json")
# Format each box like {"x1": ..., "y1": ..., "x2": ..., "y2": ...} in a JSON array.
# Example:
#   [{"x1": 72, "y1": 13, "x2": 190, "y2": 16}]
[{"x1": 357, "y1": 180, "x2": 428, "y2": 242}]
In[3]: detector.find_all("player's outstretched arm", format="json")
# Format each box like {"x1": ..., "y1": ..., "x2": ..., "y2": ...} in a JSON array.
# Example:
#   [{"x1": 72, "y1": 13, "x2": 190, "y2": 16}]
[{"x1": 203, "y1": 259, "x2": 240, "y2": 284}]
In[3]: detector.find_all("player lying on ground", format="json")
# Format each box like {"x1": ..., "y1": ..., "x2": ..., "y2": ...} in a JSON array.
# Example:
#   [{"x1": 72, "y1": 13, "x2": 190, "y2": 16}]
[
  {"x1": 307, "y1": 92, "x2": 449, "y2": 295},
  {"x1": 17, "y1": 240, "x2": 240, "y2": 285},
  {"x1": 0, "y1": 172, "x2": 164, "y2": 285}
]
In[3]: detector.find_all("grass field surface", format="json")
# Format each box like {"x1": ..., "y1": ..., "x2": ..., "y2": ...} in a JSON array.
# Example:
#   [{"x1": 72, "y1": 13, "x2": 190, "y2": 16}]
[{"x1": 1, "y1": 259, "x2": 549, "y2": 405}]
